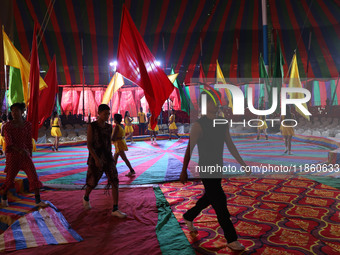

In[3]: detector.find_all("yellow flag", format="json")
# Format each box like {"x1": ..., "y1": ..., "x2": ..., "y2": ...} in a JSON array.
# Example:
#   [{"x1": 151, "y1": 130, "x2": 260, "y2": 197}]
[
  {"x1": 102, "y1": 72, "x2": 179, "y2": 104},
  {"x1": 102, "y1": 72, "x2": 124, "y2": 104},
  {"x1": 288, "y1": 54, "x2": 310, "y2": 121},
  {"x1": 3, "y1": 29, "x2": 47, "y2": 104},
  {"x1": 167, "y1": 73, "x2": 178, "y2": 84},
  {"x1": 216, "y1": 60, "x2": 232, "y2": 108}
]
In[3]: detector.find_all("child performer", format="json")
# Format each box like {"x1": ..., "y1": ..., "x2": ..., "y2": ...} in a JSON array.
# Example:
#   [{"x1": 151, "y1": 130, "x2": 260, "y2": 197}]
[
  {"x1": 148, "y1": 114, "x2": 159, "y2": 144},
  {"x1": 112, "y1": 114, "x2": 136, "y2": 177},
  {"x1": 168, "y1": 109, "x2": 180, "y2": 140},
  {"x1": 0, "y1": 114, "x2": 8, "y2": 155},
  {"x1": 137, "y1": 107, "x2": 146, "y2": 135},
  {"x1": 83, "y1": 104, "x2": 126, "y2": 218},
  {"x1": 1, "y1": 103, "x2": 47, "y2": 208},
  {"x1": 124, "y1": 111, "x2": 135, "y2": 144},
  {"x1": 280, "y1": 105, "x2": 295, "y2": 155},
  {"x1": 257, "y1": 115, "x2": 268, "y2": 140},
  {"x1": 50, "y1": 111, "x2": 62, "y2": 151},
  {"x1": 180, "y1": 91, "x2": 248, "y2": 251}
]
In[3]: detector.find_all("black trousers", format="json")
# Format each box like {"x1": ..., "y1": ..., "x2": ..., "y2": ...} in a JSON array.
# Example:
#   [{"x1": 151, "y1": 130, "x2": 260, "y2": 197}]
[
  {"x1": 183, "y1": 178, "x2": 238, "y2": 243},
  {"x1": 139, "y1": 123, "x2": 146, "y2": 135}
]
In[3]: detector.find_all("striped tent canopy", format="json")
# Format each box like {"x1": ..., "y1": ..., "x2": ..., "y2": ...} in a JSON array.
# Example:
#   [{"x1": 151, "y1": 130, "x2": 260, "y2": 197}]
[
  {"x1": 3, "y1": 0, "x2": 339, "y2": 85},
  {"x1": 183, "y1": 80, "x2": 340, "y2": 109}
]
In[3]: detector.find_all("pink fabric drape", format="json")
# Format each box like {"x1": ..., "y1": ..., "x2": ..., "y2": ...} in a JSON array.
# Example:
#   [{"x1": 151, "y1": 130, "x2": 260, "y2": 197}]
[
  {"x1": 111, "y1": 91, "x2": 121, "y2": 115},
  {"x1": 120, "y1": 90, "x2": 137, "y2": 116},
  {"x1": 169, "y1": 89, "x2": 180, "y2": 110},
  {"x1": 61, "y1": 88, "x2": 80, "y2": 115},
  {"x1": 94, "y1": 89, "x2": 105, "y2": 108},
  {"x1": 77, "y1": 89, "x2": 97, "y2": 117}
]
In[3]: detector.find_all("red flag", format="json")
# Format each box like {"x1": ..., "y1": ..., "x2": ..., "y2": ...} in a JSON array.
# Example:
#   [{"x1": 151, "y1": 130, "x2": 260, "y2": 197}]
[
  {"x1": 38, "y1": 55, "x2": 58, "y2": 128},
  {"x1": 27, "y1": 23, "x2": 40, "y2": 141},
  {"x1": 199, "y1": 62, "x2": 206, "y2": 84},
  {"x1": 117, "y1": 6, "x2": 174, "y2": 128}
]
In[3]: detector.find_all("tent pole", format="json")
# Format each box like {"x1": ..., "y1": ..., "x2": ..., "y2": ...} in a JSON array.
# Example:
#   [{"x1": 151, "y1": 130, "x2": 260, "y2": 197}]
[
  {"x1": 81, "y1": 37, "x2": 85, "y2": 122},
  {"x1": 109, "y1": 69, "x2": 114, "y2": 124},
  {"x1": 261, "y1": 0, "x2": 268, "y2": 68}
]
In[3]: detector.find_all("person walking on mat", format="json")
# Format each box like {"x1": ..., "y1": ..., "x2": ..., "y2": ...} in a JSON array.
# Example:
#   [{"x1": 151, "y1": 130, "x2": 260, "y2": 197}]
[
  {"x1": 83, "y1": 104, "x2": 126, "y2": 218},
  {"x1": 112, "y1": 114, "x2": 136, "y2": 177},
  {"x1": 180, "y1": 91, "x2": 248, "y2": 251}
]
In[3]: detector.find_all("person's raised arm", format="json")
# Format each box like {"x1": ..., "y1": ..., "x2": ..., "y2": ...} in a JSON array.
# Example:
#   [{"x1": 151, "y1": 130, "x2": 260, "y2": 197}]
[{"x1": 180, "y1": 122, "x2": 202, "y2": 183}]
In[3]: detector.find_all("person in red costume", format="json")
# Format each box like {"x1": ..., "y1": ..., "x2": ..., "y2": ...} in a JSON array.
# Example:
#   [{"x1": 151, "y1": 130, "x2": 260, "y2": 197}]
[{"x1": 1, "y1": 103, "x2": 47, "y2": 208}]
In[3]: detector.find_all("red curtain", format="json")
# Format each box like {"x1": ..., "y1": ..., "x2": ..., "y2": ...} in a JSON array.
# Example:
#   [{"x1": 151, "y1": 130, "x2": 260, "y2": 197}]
[
  {"x1": 111, "y1": 91, "x2": 121, "y2": 115},
  {"x1": 61, "y1": 89, "x2": 79, "y2": 115},
  {"x1": 120, "y1": 90, "x2": 137, "y2": 117}
]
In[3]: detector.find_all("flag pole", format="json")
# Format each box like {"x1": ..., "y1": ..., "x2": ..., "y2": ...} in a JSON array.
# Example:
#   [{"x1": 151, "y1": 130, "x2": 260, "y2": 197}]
[
  {"x1": 306, "y1": 30, "x2": 312, "y2": 107},
  {"x1": 330, "y1": 72, "x2": 340, "y2": 112},
  {"x1": 1, "y1": 25, "x2": 6, "y2": 114},
  {"x1": 261, "y1": 0, "x2": 269, "y2": 107},
  {"x1": 4, "y1": 66, "x2": 7, "y2": 114}
]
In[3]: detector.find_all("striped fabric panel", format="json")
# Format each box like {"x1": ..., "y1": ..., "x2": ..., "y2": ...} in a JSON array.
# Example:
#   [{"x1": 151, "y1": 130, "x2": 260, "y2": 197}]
[
  {"x1": 8, "y1": 0, "x2": 339, "y2": 85},
  {"x1": 0, "y1": 206, "x2": 82, "y2": 252}
]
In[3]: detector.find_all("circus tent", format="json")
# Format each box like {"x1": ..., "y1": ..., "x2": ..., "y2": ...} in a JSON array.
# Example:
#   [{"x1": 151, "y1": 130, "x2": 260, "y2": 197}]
[
  {"x1": 1, "y1": 0, "x2": 338, "y2": 85},
  {"x1": 0, "y1": 0, "x2": 339, "y2": 115}
]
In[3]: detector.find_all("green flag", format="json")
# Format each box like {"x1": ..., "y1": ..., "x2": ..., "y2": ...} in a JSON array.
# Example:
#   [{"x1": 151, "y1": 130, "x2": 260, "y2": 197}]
[
  {"x1": 8, "y1": 66, "x2": 24, "y2": 106},
  {"x1": 272, "y1": 34, "x2": 285, "y2": 111},
  {"x1": 171, "y1": 68, "x2": 190, "y2": 113},
  {"x1": 259, "y1": 54, "x2": 270, "y2": 108},
  {"x1": 56, "y1": 95, "x2": 62, "y2": 115}
]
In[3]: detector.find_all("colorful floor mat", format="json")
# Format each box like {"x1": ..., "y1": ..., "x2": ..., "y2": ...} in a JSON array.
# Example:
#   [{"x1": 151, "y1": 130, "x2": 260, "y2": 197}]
[
  {"x1": 0, "y1": 205, "x2": 82, "y2": 252},
  {"x1": 160, "y1": 176, "x2": 340, "y2": 254},
  {"x1": 0, "y1": 193, "x2": 38, "y2": 233},
  {"x1": 0, "y1": 173, "x2": 29, "y2": 193},
  {"x1": 7, "y1": 188, "x2": 163, "y2": 254},
  {"x1": 0, "y1": 138, "x2": 334, "y2": 187}
]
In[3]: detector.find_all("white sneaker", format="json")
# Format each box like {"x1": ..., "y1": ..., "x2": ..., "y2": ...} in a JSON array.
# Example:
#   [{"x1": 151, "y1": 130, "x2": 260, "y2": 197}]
[
  {"x1": 83, "y1": 197, "x2": 91, "y2": 210},
  {"x1": 1, "y1": 199, "x2": 8, "y2": 207},
  {"x1": 111, "y1": 210, "x2": 127, "y2": 218}
]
